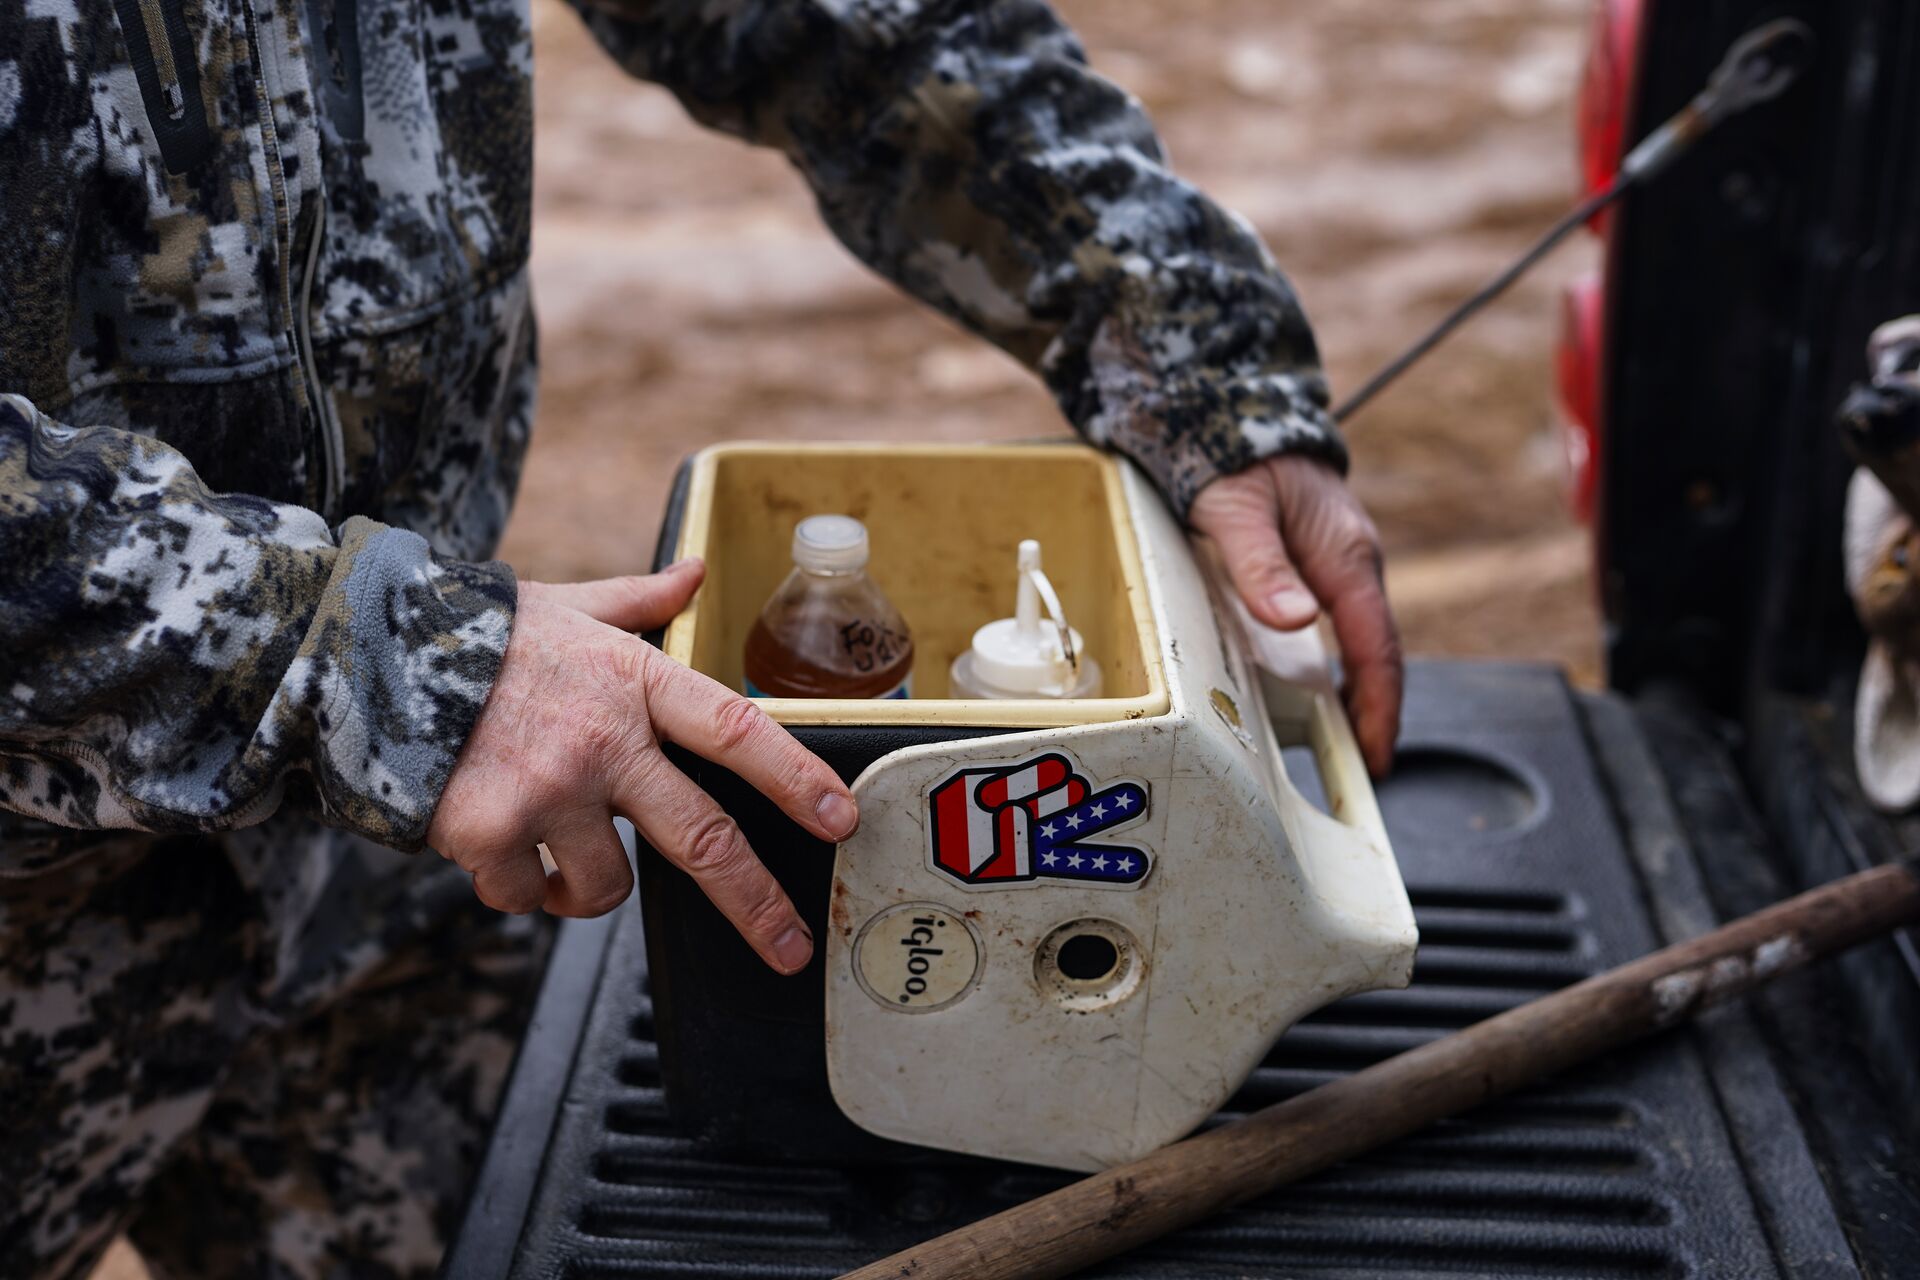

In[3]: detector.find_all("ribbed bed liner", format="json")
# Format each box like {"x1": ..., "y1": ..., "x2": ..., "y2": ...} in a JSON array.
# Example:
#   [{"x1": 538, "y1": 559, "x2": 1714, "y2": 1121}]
[{"x1": 454, "y1": 664, "x2": 1855, "y2": 1280}]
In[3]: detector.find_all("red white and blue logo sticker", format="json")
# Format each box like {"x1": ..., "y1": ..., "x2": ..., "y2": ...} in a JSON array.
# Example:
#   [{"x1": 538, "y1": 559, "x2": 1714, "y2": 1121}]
[{"x1": 926, "y1": 750, "x2": 1152, "y2": 890}]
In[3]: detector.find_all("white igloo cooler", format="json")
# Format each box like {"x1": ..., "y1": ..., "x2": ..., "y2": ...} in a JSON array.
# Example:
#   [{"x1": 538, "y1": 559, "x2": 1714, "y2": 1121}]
[{"x1": 643, "y1": 442, "x2": 1416, "y2": 1171}]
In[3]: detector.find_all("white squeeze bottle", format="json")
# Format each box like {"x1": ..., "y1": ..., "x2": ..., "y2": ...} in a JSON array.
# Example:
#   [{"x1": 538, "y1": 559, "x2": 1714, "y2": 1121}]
[{"x1": 949, "y1": 539, "x2": 1102, "y2": 699}]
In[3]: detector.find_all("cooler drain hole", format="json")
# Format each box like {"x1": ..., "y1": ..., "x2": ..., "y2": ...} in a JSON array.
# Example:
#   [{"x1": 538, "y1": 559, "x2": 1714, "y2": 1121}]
[
  {"x1": 1057, "y1": 934, "x2": 1119, "y2": 981},
  {"x1": 1035, "y1": 918, "x2": 1145, "y2": 1011}
]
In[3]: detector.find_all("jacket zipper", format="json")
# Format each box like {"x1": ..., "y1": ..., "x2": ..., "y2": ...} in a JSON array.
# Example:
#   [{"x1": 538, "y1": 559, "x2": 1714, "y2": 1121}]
[
  {"x1": 135, "y1": 0, "x2": 188, "y2": 118},
  {"x1": 295, "y1": 199, "x2": 346, "y2": 519},
  {"x1": 239, "y1": 0, "x2": 343, "y2": 521},
  {"x1": 295, "y1": 0, "x2": 359, "y2": 511},
  {"x1": 112, "y1": 0, "x2": 211, "y2": 172}
]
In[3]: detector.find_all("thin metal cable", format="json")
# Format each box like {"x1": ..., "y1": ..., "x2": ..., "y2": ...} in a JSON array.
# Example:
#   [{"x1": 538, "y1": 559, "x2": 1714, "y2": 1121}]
[{"x1": 1332, "y1": 178, "x2": 1628, "y2": 425}]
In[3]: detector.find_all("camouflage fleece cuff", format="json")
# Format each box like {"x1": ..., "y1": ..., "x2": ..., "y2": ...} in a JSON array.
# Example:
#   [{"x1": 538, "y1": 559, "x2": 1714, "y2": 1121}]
[
  {"x1": 0, "y1": 397, "x2": 515, "y2": 850},
  {"x1": 1050, "y1": 288, "x2": 1351, "y2": 515},
  {"x1": 295, "y1": 519, "x2": 518, "y2": 851}
]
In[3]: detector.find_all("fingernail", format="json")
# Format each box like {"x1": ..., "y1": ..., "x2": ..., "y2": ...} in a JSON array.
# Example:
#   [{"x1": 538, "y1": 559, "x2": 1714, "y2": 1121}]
[
  {"x1": 816, "y1": 791, "x2": 858, "y2": 840},
  {"x1": 667, "y1": 556, "x2": 703, "y2": 573},
  {"x1": 772, "y1": 925, "x2": 813, "y2": 973},
  {"x1": 1268, "y1": 585, "x2": 1314, "y2": 615}
]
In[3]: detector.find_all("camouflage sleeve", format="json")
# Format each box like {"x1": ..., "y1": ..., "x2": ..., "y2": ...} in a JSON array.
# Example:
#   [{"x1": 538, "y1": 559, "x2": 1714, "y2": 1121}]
[
  {"x1": 0, "y1": 395, "x2": 517, "y2": 850},
  {"x1": 570, "y1": 0, "x2": 1342, "y2": 515}
]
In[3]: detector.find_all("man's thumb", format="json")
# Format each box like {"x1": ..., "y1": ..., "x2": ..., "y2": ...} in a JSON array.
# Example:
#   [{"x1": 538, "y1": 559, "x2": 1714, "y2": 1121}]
[
  {"x1": 1209, "y1": 517, "x2": 1320, "y2": 633},
  {"x1": 528, "y1": 558, "x2": 705, "y2": 631}
]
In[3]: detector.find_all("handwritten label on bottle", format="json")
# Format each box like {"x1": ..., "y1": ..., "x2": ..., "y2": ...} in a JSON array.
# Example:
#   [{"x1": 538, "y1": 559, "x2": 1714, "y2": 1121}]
[{"x1": 839, "y1": 618, "x2": 909, "y2": 674}]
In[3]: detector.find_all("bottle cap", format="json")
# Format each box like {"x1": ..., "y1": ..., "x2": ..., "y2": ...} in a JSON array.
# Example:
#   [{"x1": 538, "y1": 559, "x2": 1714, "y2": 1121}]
[
  {"x1": 968, "y1": 618, "x2": 1087, "y2": 696},
  {"x1": 966, "y1": 540, "x2": 1086, "y2": 696},
  {"x1": 793, "y1": 515, "x2": 869, "y2": 573}
]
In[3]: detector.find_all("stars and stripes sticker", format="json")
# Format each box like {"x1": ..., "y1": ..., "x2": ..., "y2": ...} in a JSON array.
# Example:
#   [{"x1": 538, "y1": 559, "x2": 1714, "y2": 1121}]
[{"x1": 927, "y1": 750, "x2": 1152, "y2": 890}]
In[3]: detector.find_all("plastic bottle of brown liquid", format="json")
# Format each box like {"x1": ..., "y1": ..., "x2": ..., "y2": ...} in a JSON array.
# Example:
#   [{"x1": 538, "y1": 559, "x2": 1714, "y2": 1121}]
[{"x1": 744, "y1": 515, "x2": 914, "y2": 699}]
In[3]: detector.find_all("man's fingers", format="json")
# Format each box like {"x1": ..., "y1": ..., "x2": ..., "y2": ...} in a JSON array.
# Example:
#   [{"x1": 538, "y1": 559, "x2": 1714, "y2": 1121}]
[
  {"x1": 1213, "y1": 516, "x2": 1321, "y2": 632},
  {"x1": 644, "y1": 660, "x2": 859, "y2": 843},
  {"x1": 1253, "y1": 456, "x2": 1404, "y2": 778},
  {"x1": 430, "y1": 782, "x2": 549, "y2": 913},
  {"x1": 467, "y1": 845, "x2": 550, "y2": 915},
  {"x1": 531, "y1": 559, "x2": 705, "y2": 632},
  {"x1": 1190, "y1": 468, "x2": 1321, "y2": 632},
  {"x1": 618, "y1": 756, "x2": 813, "y2": 974},
  {"x1": 1314, "y1": 555, "x2": 1404, "y2": 779},
  {"x1": 542, "y1": 812, "x2": 635, "y2": 918}
]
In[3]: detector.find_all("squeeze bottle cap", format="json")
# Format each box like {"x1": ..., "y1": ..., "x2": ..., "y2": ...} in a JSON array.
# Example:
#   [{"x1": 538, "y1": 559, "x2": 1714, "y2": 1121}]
[
  {"x1": 793, "y1": 514, "x2": 869, "y2": 573},
  {"x1": 967, "y1": 540, "x2": 1085, "y2": 696}
]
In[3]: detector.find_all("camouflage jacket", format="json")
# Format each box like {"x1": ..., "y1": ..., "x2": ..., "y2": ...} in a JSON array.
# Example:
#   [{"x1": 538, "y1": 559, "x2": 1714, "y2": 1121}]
[{"x1": 0, "y1": 0, "x2": 1340, "y2": 861}]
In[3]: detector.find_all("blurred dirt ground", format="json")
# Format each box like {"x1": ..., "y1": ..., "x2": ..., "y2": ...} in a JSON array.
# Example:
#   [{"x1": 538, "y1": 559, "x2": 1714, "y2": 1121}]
[
  {"x1": 95, "y1": 1, "x2": 1598, "y2": 1275},
  {"x1": 508, "y1": 0, "x2": 1603, "y2": 683}
]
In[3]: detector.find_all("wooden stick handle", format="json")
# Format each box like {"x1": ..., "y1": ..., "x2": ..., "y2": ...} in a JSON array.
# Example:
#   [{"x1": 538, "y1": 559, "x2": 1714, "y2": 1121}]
[{"x1": 841, "y1": 862, "x2": 1920, "y2": 1280}]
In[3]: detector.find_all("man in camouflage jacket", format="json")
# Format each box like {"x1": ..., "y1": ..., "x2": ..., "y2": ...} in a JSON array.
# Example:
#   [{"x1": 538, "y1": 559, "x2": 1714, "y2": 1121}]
[{"x1": 0, "y1": 0, "x2": 1404, "y2": 1274}]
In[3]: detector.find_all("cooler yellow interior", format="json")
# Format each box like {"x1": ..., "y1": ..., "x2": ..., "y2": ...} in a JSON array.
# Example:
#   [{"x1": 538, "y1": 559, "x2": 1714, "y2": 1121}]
[{"x1": 662, "y1": 443, "x2": 1169, "y2": 726}]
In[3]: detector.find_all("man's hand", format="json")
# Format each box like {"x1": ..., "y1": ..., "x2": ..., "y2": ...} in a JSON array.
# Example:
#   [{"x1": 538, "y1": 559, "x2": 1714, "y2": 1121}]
[
  {"x1": 427, "y1": 559, "x2": 857, "y2": 974},
  {"x1": 1188, "y1": 456, "x2": 1403, "y2": 778}
]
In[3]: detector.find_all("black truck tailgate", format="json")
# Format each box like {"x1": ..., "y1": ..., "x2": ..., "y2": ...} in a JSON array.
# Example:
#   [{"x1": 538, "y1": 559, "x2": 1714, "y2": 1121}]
[{"x1": 445, "y1": 661, "x2": 1869, "y2": 1280}]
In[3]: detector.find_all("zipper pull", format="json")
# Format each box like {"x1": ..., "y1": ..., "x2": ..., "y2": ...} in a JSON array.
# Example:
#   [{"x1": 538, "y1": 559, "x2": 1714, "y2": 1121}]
[{"x1": 112, "y1": 0, "x2": 211, "y2": 171}]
